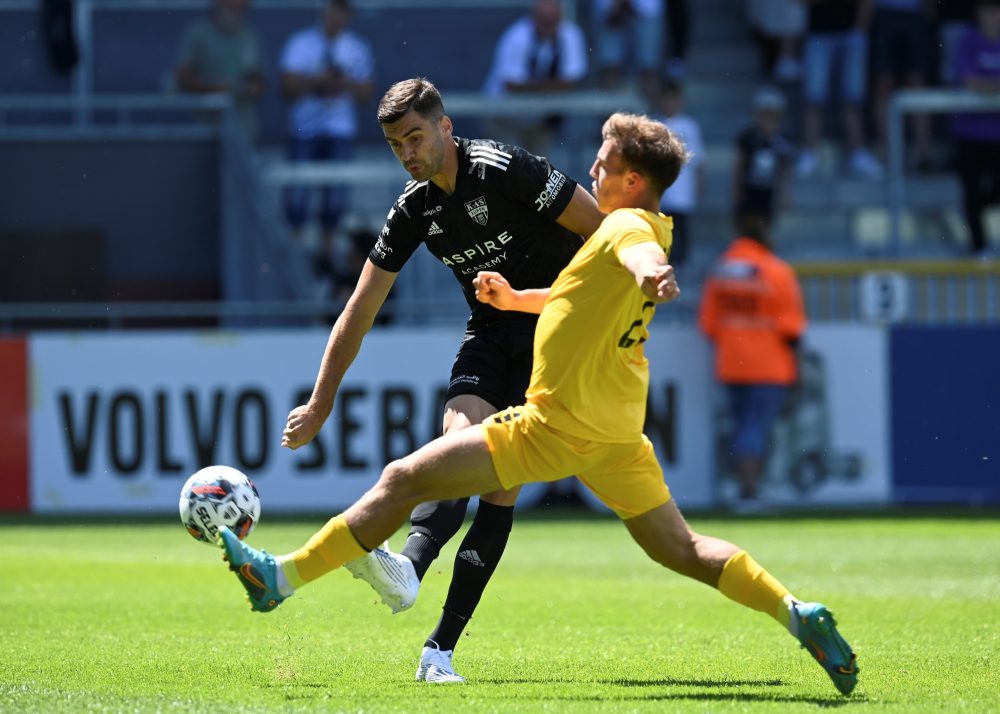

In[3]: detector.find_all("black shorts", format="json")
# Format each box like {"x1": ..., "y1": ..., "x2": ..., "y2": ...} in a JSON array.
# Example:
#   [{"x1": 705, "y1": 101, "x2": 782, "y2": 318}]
[{"x1": 445, "y1": 323, "x2": 535, "y2": 412}]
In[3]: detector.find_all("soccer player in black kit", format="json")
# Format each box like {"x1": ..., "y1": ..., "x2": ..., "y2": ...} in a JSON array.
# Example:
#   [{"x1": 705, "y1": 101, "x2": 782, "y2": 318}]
[{"x1": 281, "y1": 77, "x2": 605, "y2": 682}]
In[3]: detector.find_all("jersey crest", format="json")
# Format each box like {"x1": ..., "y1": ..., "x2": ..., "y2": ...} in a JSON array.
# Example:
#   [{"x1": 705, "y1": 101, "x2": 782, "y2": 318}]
[{"x1": 464, "y1": 196, "x2": 489, "y2": 226}]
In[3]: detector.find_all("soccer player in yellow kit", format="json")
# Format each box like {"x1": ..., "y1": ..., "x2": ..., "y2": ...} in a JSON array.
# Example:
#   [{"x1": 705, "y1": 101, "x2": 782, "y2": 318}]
[{"x1": 218, "y1": 112, "x2": 859, "y2": 696}]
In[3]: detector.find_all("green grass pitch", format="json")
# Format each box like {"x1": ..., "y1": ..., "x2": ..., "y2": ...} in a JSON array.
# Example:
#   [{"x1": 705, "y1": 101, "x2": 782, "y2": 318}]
[{"x1": 2, "y1": 512, "x2": 998, "y2": 712}]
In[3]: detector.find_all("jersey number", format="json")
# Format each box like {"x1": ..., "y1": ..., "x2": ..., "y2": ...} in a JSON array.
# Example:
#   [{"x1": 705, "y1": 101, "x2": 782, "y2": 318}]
[{"x1": 617, "y1": 301, "x2": 655, "y2": 348}]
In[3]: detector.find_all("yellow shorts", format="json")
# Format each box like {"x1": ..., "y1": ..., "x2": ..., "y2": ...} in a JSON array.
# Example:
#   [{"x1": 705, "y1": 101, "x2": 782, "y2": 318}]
[{"x1": 481, "y1": 404, "x2": 671, "y2": 519}]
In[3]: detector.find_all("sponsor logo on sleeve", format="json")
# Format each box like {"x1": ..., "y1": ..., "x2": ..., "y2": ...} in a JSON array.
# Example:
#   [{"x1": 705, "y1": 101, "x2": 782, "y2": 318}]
[
  {"x1": 373, "y1": 237, "x2": 393, "y2": 260},
  {"x1": 534, "y1": 170, "x2": 567, "y2": 212}
]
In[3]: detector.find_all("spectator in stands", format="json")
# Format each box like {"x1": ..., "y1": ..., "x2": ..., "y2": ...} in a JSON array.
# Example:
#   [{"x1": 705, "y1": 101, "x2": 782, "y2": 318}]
[
  {"x1": 747, "y1": 0, "x2": 807, "y2": 82},
  {"x1": 664, "y1": 0, "x2": 691, "y2": 80},
  {"x1": 939, "y1": 0, "x2": 977, "y2": 84},
  {"x1": 951, "y1": 0, "x2": 1000, "y2": 259},
  {"x1": 653, "y1": 79, "x2": 704, "y2": 269},
  {"x1": 482, "y1": 0, "x2": 587, "y2": 155},
  {"x1": 871, "y1": 0, "x2": 935, "y2": 171},
  {"x1": 280, "y1": 0, "x2": 375, "y2": 281},
  {"x1": 733, "y1": 86, "x2": 795, "y2": 226},
  {"x1": 592, "y1": 0, "x2": 664, "y2": 96},
  {"x1": 174, "y1": 0, "x2": 265, "y2": 140},
  {"x1": 698, "y1": 210, "x2": 806, "y2": 508},
  {"x1": 795, "y1": 0, "x2": 884, "y2": 180}
]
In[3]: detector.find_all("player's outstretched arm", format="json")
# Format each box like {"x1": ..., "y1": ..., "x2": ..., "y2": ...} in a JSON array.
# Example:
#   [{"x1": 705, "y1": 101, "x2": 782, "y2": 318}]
[
  {"x1": 473, "y1": 271, "x2": 549, "y2": 314},
  {"x1": 283, "y1": 261, "x2": 397, "y2": 450},
  {"x1": 618, "y1": 243, "x2": 680, "y2": 304}
]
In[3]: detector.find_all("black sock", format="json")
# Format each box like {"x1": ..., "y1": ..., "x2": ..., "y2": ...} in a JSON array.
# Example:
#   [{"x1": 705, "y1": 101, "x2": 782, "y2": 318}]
[
  {"x1": 403, "y1": 498, "x2": 470, "y2": 580},
  {"x1": 427, "y1": 501, "x2": 514, "y2": 651},
  {"x1": 402, "y1": 532, "x2": 439, "y2": 581},
  {"x1": 424, "y1": 609, "x2": 468, "y2": 653}
]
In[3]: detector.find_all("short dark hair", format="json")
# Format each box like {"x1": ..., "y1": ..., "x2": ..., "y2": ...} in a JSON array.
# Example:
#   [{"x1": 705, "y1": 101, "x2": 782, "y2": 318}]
[
  {"x1": 377, "y1": 77, "x2": 446, "y2": 125},
  {"x1": 601, "y1": 112, "x2": 689, "y2": 197}
]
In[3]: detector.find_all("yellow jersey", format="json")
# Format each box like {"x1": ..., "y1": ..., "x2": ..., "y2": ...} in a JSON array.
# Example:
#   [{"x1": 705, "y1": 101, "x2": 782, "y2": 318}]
[{"x1": 525, "y1": 208, "x2": 673, "y2": 442}]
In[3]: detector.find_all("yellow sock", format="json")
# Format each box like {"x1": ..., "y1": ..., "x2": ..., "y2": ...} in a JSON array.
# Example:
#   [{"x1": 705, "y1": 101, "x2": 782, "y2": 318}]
[
  {"x1": 717, "y1": 550, "x2": 795, "y2": 630},
  {"x1": 280, "y1": 514, "x2": 367, "y2": 588}
]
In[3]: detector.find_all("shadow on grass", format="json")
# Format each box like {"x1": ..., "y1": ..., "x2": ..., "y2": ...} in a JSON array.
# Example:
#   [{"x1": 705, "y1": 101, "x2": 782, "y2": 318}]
[
  {"x1": 603, "y1": 677, "x2": 784, "y2": 687},
  {"x1": 471, "y1": 676, "x2": 865, "y2": 707},
  {"x1": 549, "y1": 691, "x2": 861, "y2": 707},
  {"x1": 258, "y1": 674, "x2": 868, "y2": 707},
  {"x1": 474, "y1": 677, "x2": 785, "y2": 688}
]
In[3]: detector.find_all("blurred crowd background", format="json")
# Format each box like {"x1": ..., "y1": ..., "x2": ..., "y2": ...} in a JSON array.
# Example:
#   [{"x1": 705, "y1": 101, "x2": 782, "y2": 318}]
[{"x1": 1, "y1": 0, "x2": 998, "y2": 328}]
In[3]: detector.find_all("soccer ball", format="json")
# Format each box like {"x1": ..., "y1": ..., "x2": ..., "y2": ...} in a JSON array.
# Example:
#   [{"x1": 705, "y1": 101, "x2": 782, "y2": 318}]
[{"x1": 179, "y1": 465, "x2": 261, "y2": 544}]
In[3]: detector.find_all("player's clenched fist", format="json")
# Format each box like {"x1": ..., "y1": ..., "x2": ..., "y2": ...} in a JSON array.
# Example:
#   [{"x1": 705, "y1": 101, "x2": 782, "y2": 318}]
[
  {"x1": 473, "y1": 271, "x2": 515, "y2": 310},
  {"x1": 642, "y1": 264, "x2": 680, "y2": 303},
  {"x1": 282, "y1": 403, "x2": 328, "y2": 450}
]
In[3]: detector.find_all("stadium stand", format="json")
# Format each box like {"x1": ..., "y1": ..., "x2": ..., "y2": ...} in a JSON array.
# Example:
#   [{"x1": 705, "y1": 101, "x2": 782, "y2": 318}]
[{"x1": 1, "y1": 0, "x2": 999, "y2": 329}]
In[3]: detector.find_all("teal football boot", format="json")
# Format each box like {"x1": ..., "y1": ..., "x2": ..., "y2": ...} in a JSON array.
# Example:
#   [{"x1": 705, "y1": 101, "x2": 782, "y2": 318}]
[
  {"x1": 218, "y1": 526, "x2": 287, "y2": 613},
  {"x1": 793, "y1": 602, "x2": 859, "y2": 696}
]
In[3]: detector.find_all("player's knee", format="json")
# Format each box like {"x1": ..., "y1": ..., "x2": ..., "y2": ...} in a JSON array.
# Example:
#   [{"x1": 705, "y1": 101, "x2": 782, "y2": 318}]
[{"x1": 378, "y1": 458, "x2": 431, "y2": 505}]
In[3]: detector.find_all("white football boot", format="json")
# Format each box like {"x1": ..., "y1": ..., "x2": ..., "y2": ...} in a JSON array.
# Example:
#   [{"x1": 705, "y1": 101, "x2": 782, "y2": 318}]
[
  {"x1": 415, "y1": 641, "x2": 466, "y2": 683},
  {"x1": 343, "y1": 541, "x2": 419, "y2": 613}
]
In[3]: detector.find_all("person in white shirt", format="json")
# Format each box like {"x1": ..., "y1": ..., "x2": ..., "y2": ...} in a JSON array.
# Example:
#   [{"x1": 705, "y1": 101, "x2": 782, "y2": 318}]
[
  {"x1": 653, "y1": 79, "x2": 704, "y2": 269},
  {"x1": 280, "y1": 0, "x2": 375, "y2": 279},
  {"x1": 482, "y1": 0, "x2": 587, "y2": 155}
]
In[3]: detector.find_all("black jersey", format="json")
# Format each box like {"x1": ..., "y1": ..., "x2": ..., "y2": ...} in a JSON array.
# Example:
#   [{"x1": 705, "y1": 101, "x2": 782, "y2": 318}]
[{"x1": 369, "y1": 137, "x2": 583, "y2": 328}]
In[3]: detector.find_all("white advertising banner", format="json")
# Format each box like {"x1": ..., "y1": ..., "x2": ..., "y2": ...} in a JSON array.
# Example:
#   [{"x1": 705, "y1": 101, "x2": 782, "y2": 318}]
[
  {"x1": 30, "y1": 329, "x2": 463, "y2": 513},
  {"x1": 26, "y1": 324, "x2": 888, "y2": 514},
  {"x1": 791, "y1": 325, "x2": 891, "y2": 504},
  {"x1": 28, "y1": 327, "x2": 717, "y2": 513}
]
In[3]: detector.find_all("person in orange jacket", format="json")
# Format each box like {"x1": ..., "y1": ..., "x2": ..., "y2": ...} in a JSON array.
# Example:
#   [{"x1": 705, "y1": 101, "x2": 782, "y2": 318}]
[{"x1": 698, "y1": 211, "x2": 806, "y2": 505}]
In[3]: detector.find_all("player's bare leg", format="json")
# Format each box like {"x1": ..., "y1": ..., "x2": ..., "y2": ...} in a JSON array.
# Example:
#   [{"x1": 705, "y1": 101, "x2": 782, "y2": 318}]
[
  {"x1": 343, "y1": 427, "x2": 502, "y2": 548},
  {"x1": 624, "y1": 500, "x2": 858, "y2": 695},
  {"x1": 623, "y1": 499, "x2": 737, "y2": 585},
  {"x1": 219, "y1": 428, "x2": 500, "y2": 612},
  {"x1": 277, "y1": 427, "x2": 501, "y2": 600}
]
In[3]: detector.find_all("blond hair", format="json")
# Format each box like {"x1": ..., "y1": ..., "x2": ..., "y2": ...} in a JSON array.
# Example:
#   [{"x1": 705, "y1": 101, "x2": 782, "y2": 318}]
[{"x1": 601, "y1": 112, "x2": 689, "y2": 197}]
